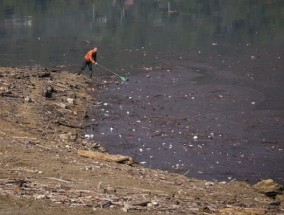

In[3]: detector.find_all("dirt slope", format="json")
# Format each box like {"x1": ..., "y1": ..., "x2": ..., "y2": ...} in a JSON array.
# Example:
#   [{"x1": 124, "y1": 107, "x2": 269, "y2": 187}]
[{"x1": 0, "y1": 66, "x2": 283, "y2": 214}]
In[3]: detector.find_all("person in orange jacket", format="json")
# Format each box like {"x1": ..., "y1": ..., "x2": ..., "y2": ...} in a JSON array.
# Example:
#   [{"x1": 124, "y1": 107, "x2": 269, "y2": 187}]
[{"x1": 78, "y1": 47, "x2": 98, "y2": 77}]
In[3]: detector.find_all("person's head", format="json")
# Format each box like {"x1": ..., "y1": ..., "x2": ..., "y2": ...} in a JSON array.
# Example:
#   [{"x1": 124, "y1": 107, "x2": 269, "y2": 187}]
[{"x1": 93, "y1": 47, "x2": 98, "y2": 52}]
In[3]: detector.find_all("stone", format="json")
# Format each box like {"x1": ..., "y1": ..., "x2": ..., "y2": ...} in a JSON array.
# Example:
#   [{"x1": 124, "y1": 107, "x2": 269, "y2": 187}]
[
  {"x1": 59, "y1": 133, "x2": 77, "y2": 141},
  {"x1": 253, "y1": 179, "x2": 283, "y2": 197},
  {"x1": 276, "y1": 193, "x2": 284, "y2": 202},
  {"x1": 38, "y1": 72, "x2": 51, "y2": 78},
  {"x1": 55, "y1": 102, "x2": 67, "y2": 109},
  {"x1": 66, "y1": 98, "x2": 75, "y2": 105},
  {"x1": 24, "y1": 96, "x2": 32, "y2": 102},
  {"x1": 42, "y1": 85, "x2": 56, "y2": 98}
]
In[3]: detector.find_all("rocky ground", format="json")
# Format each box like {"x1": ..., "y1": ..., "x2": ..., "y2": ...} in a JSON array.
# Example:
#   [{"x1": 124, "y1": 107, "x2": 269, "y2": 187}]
[{"x1": 0, "y1": 66, "x2": 283, "y2": 214}]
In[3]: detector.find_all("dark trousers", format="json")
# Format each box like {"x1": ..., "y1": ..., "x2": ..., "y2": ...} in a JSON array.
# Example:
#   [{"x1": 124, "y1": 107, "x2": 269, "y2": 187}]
[
  {"x1": 80, "y1": 60, "x2": 94, "y2": 77},
  {"x1": 81, "y1": 60, "x2": 92, "y2": 72}
]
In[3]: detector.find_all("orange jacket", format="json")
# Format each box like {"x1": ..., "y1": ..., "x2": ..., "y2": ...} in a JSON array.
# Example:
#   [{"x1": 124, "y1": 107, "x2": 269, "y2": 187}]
[{"x1": 84, "y1": 49, "x2": 97, "y2": 63}]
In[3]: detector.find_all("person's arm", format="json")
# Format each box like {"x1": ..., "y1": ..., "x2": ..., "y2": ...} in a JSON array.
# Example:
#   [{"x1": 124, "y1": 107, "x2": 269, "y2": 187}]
[{"x1": 91, "y1": 51, "x2": 97, "y2": 64}]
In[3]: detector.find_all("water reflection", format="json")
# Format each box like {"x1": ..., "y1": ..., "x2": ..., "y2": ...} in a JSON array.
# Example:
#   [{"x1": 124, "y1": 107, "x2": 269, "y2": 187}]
[
  {"x1": 0, "y1": 0, "x2": 283, "y2": 69},
  {"x1": 4, "y1": 16, "x2": 32, "y2": 28}
]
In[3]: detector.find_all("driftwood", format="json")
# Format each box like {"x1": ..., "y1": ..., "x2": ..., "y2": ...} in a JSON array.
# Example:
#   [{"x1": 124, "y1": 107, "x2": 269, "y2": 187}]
[
  {"x1": 78, "y1": 150, "x2": 134, "y2": 164},
  {"x1": 0, "y1": 92, "x2": 19, "y2": 98},
  {"x1": 44, "y1": 177, "x2": 71, "y2": 184}
]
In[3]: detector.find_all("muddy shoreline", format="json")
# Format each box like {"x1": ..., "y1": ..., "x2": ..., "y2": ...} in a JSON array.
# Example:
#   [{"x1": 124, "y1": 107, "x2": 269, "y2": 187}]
[{"x1": 0, "y1": 66, "x2": 283, "y2": 214}]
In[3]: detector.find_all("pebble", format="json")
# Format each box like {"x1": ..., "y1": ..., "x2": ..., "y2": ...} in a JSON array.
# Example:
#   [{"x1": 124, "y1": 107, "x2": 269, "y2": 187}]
[
  {"x1": 24, "y1": 96, "x2": 32, "y2": 102},
  {"x1": 67, "y1": 98, "x2": 75, "y2": 104}
]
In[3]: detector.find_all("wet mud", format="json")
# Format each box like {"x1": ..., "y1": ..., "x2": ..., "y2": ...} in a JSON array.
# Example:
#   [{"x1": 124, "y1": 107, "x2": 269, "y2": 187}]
[{"x1": 87, "y1": 47, "x2": 284, "y2": 184}]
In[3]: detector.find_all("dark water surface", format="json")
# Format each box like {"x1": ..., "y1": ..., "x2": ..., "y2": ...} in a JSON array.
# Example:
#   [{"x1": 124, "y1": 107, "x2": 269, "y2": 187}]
[{"x1": 1, "y1": 0, "x2": 284, "y2": 183}]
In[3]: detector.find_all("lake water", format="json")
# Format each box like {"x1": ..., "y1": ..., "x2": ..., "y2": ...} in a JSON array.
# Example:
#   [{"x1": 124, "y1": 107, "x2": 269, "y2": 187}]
[
  {"x1": 1, "y1": 0, "x2": 283, "y2": 70},
  {"x1": 1, "y1": 0, "x2": 284, "y2": 183}
]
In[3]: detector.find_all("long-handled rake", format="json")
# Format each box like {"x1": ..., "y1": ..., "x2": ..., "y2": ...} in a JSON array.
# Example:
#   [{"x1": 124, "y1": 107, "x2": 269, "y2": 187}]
[{"x1": 97, "y1": 63, "x2": 128, "y2": 82}]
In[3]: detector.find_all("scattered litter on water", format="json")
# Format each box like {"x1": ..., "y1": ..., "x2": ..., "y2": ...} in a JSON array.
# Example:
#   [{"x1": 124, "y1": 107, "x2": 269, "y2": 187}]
[
  {"x1": 208, "y1": 133, "x2": 214, "y2": 139},
  {"x1": 85, "y1": 134, "x2": 94, "y2": 139}
]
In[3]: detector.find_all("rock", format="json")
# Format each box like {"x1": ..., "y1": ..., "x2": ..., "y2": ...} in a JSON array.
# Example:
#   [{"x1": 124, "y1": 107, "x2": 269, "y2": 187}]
[
  {"x1": 205, "y1": 182, "x2": 214, "y2": 186},
  {"x1": 59, "y1": 133, "x2": 70, "y2": 140},
  {"x1": 38, "y1": 72, "x2": 51, "y2": 78},
  {"x1": 276, "y1": 193, "x2": 284, "y2": 202},
  {"x1": 42, "y1": 86, "x2": 56, "y2": 98},
  {"x1": 0, "y1": 86, "x2": 8, "y2": 93},
  {"x1": 0, "y1": 86, "x2": 11, "y2": 96},
  {"x1": 24, "y1": 96, "x2": 32, "y2": 103},
  {"x1": 55, "y1": 102, "x2": 67, "y2": 109},
  {"x1": 253, "y1": 179, "x2": 283, "y2": 197},
  {"x1": 33, "y1": 194, "x2": 47, "y2": 200},
  {"x1": 66, "y1": 98, "x2": 75, "y2": 105},
  {"x1": 59, "y1": 133, "x2": 78, "y2": 141}
]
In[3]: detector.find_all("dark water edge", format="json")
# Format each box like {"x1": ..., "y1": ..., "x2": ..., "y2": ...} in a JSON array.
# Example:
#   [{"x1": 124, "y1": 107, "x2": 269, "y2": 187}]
[{"x1": 86, "y1": 47, "x2": 284, "y2": 185}]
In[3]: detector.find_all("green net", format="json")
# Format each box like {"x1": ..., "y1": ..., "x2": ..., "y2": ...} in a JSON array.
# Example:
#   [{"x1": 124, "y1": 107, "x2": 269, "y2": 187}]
[{"x1": 120, "y1": 76, "x2": 128, "y2": 82}]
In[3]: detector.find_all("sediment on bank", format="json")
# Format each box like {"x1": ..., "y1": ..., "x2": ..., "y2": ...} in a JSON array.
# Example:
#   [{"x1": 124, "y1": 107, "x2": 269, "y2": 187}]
[{"x1": 0, "y1": 66, "x2": 283, "y2": 214}]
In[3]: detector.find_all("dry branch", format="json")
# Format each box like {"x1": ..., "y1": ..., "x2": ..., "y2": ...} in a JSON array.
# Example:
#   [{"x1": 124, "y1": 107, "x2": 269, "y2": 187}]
[
  {"x1": 78, "y1": 150, "x2": 134, "y2": 164},
  {"x1": 44, "y1": 177, "x2": 71, "y2": 184}
]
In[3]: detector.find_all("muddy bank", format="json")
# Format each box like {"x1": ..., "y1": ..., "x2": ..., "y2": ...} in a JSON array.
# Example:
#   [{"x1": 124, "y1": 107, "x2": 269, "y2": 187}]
[{"x1": 0, "y1": 66, "x2": 284, "y2": 214}]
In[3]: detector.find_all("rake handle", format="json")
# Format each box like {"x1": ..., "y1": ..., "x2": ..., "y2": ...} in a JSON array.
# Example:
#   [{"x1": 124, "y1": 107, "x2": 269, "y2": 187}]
[{"x1": 97, "y1": 63, "x2": 120, "y2": 77}]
